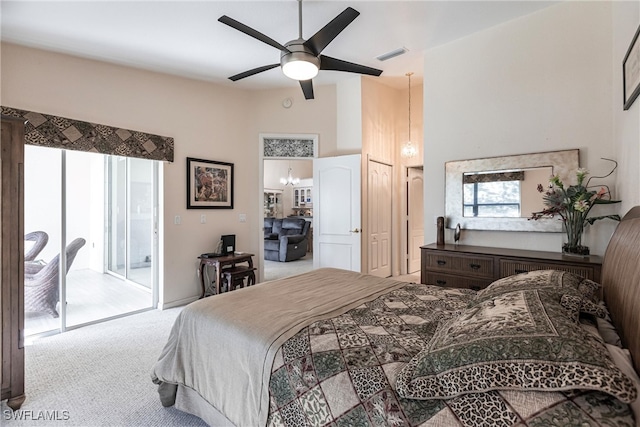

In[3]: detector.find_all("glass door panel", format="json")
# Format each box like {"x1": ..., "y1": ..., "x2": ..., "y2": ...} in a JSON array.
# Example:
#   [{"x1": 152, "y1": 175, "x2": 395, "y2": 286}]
[
  {"x1": 127, "y1": 158, "x2": 153, "y2": 288},
  {"x1": 108, "y1": 157, "x2": 127, "y2": 276},
  {"x1": 66, "y1": 150, "x2": 154, "y2": 327},
  {"x1": 23, "y1": 146, "x2": 62, "y2": 336}
]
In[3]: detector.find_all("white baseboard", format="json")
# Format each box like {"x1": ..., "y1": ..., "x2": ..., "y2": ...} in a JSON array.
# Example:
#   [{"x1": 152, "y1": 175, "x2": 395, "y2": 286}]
[{"x1": 159, "y1": 295, "x2": 199, "y2": 310}]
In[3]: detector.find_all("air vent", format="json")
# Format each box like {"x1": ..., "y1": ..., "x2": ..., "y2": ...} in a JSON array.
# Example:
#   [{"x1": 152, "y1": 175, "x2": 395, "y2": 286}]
[{"x1": 376, "y1": 47, "x2": 408, "y2": 62}]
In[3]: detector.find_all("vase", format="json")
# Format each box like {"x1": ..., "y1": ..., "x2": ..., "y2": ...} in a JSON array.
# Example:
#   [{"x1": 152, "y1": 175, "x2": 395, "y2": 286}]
[
  {"x1": 562, "y1": 220, "x2": 590, "y2": 256},
  {"x1": 436, "y1": 216, "x2": 445, "y2": 245}
]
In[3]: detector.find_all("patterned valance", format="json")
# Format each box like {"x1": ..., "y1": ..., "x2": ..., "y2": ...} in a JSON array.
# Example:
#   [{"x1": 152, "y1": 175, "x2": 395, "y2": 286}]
[
  {"x1": 1, "y1": 106, "x2": 174, "y2": 162},
  {"x1": 263, "y1": 137, "x2": 315, "y2": 158},
  {"x1": 463, "y1": 170, "x2": 524, "y2": 184}
]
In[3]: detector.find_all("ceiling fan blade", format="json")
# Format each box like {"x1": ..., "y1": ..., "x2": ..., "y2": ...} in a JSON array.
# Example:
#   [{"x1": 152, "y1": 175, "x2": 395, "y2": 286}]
[
  {"x1": 319, "y1": 55, "x2": 383, "y2": 76},
  {"x1": 229, "y1": 64, "x2": 280, "y2": 81},
  {"x1": 218, "y1": 16, "x2": 290, "y2": 53},
  {"x1": 299, "y1": 80, "x2": 314, "y2": 100},
  {"x1": 304, "y1": 7, "x2": 360, "y2": 55}
]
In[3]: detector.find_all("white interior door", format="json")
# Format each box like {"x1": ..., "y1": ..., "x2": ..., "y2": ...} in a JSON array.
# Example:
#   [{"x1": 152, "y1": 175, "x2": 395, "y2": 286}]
[
  {"x1": 313, "y1": 154, "x2": 361, "y2": 271},
  {"x1": 407, "y1": 167, "x2": 424, "y2": 273},
  {"x1": 368, "y1": 159, "x2": 392, "y2": 278}
]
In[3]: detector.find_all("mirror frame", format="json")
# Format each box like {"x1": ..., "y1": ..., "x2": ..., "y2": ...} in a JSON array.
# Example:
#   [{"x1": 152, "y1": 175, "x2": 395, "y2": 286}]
[{"x1": 445, "y1": 149, "x2": 579, "y2": 232}]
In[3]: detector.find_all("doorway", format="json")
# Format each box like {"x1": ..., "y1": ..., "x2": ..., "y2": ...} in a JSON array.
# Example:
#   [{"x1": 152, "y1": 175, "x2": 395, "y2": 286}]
[
  {"x1": 23, "y1": 146, "x2": 158, "y2": 338},
  {"x1": 406, "y1": 166, "x2": 424, "y2": 274},
  {"x1": 259, "y1": 134, "x2": 318, "y2": 282},
  {"x1": 262, "y1": 158, "x2": 314, "y2": 281}
]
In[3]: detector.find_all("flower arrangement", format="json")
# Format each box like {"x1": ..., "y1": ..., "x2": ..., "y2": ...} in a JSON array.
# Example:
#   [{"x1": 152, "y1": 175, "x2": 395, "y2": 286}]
[{"x1": 530, "y1": 159, "x2": 621, "y2": 255}]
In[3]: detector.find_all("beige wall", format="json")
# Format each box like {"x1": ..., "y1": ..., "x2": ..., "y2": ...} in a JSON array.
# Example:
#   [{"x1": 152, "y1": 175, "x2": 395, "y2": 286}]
[
  {"x1": 612, "y1": 1, "x2": 640, "y2": 214},
  {"x1": 422, "y1": 1, "x2": 633, "y2": 256},
  {"x1": 0, "y1": 42, "x2": 336, "y2": 307}
]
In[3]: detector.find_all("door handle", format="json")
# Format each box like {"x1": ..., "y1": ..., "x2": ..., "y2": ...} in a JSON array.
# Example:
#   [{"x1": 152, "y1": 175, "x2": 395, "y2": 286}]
[{"x1": 350, "y1": 228, "x2": 361, "y2": 233}]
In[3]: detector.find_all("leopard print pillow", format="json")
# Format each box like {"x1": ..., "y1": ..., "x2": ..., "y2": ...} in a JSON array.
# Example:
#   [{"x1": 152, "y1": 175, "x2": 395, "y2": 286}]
[
  {"x1": 396, "y1": 289, "x2": 637, "y2": 404},
  {"x1": 560, "y1": 294, "x2": 608, "y2": 318}
]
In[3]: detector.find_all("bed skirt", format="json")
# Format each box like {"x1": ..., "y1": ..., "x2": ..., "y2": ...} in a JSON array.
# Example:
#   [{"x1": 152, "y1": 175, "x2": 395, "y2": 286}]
[{"x1": 175, "y1": 384, "x2": 234, "y2": 426}]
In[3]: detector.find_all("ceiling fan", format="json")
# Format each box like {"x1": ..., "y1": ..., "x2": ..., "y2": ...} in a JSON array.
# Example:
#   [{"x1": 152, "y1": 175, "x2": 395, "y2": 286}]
[{"x1": 218, "y1": 0, "x2": 383, "y2": 100}]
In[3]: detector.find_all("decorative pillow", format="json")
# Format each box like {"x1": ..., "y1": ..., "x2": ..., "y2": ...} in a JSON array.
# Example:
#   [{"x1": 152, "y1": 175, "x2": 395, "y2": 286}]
[
  {"x1": 475, "y1": 270, "x2": 602, "y2": 318},
  {"x1": 560, "y1": 294, "x2": 608, "y2": 318},
  {"x1": 396, "y1": 289, "x2": 637, "y2": 404},
  {"x1": 475, "y1": 270, "x2": 600, "y2": 302}
]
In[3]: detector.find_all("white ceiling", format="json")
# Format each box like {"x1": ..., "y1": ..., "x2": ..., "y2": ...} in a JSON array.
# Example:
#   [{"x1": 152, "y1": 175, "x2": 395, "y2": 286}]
[{"x1": 1, "y1": 1, "x2": 559, "y2": 91}]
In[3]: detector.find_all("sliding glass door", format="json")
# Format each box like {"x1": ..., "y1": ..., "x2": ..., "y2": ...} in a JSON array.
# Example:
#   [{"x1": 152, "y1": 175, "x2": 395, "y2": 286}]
[
  {"x1": 107, "y1": 156, "x2": 155, "y2": 289},
  {"x1": 23, "y1": 146, "x2": 158, "y2": 337}
]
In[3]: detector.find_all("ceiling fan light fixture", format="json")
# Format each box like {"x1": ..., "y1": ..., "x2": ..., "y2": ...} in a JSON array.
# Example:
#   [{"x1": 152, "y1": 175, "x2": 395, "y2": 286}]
[
  {"x1": 221, "y1": 2, "x2": 382, "y2": 99},
  {"x1": 282, "y1": 60, "x2": 319, "y2": 81},
  {"x1": 281, "y1": 51, "x2": 320, "y2": 81}
]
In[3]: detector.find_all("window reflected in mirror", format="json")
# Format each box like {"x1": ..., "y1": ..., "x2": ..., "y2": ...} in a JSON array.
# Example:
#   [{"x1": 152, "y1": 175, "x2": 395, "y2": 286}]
[
  {"x1": 445, "y1": 149, "x2": 578, "y2": 231},
  {"x1": 462, "y1": 166, "x2": 551, "y2": 218}
]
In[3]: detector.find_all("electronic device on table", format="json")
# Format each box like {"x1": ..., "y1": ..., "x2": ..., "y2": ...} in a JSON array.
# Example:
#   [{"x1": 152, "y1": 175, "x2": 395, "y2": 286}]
[{"x1": 200, "y1": 234, "x2": 236, "y2": 258}]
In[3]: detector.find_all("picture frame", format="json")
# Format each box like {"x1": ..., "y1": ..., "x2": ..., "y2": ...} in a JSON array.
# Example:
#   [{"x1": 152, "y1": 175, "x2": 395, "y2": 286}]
[
  {"x1": 186, "y1": 157, "x2": 234, "y2": 209},
  {"x1": 623, "y1": 23, "x2": 640, "y2": 110}
]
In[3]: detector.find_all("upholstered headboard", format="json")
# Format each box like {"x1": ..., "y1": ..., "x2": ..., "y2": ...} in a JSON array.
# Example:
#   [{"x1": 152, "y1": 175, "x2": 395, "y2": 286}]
[{"x1": 601, "y1": 206, "x2": 640, "y2": 374}]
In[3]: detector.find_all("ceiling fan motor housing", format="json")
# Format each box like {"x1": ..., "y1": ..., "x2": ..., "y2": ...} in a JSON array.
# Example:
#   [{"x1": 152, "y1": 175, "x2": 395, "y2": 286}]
[{"x1": 281, "y1": 39, "x2": 320, "y2": 80}]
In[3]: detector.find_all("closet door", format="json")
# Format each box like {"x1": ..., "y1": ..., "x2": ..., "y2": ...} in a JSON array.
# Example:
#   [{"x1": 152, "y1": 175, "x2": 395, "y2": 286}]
[
  {"x1": 1, "y1": 116, "x2": 26, "y2": 410},
  {"x1": 367, "y1": 159, "x2": 392, "y2": 278}
]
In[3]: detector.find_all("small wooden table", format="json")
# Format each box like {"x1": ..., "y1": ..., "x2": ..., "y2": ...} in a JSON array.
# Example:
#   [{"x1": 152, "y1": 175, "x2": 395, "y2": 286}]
[{"x1": 198, "y1": 253, "x2": 254, "y2": 298}]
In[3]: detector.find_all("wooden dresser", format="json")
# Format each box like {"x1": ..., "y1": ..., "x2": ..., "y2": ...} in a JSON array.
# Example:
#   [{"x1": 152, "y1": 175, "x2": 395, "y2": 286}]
[{"x1": 421, "y1": 243, "x2": 602, "y2": 291}]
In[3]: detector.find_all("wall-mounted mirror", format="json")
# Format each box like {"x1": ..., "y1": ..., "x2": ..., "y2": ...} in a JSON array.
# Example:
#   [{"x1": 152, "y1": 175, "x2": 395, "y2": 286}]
[{"x1": 445, "y1": 149, "x2": 579, "y2": 232}]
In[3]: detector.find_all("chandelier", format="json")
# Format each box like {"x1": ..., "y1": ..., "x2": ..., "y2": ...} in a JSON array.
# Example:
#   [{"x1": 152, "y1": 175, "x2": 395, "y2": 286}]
[
  {"x1": 280, "y1": 167, "x2": 300, "y2": 186},
  {"x1": 401, "y1": 72, "x2": 418, "y2": 158}
]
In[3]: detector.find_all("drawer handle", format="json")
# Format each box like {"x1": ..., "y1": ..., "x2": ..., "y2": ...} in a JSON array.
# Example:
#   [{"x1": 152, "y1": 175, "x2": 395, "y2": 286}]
[
  {"x1": 437, "y1": 260, "x2": 447, "y2": 266},
  {"x1": 469, "y1": 263, "x2": 481, "y2": 270},
  {"x1": 470, "y1": 285, "x2": 482, "y2": 291},
  {"x1": 515, "y1": 269, "x2": 528, "y2": 274},
  {"x1": 436, "y1": 280, "x2": 447, "y2": 285}
]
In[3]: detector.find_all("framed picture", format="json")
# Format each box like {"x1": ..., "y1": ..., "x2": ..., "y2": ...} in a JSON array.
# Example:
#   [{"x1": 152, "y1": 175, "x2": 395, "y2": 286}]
[
  {"x1": 186, "y1": 157, "x2": 234, "y2": 209},
  {"x1": 623, "y1": 23, "x2": 640, "y2": 110}
]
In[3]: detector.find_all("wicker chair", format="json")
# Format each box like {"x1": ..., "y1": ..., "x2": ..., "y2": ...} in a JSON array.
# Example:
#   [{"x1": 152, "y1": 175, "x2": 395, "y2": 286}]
[
  {"x1": 24, "y1": 237, "x2": 86, "y2": 318},
  {"x1": 24, "y1": 231, "x2": 49, "y2": 262}
]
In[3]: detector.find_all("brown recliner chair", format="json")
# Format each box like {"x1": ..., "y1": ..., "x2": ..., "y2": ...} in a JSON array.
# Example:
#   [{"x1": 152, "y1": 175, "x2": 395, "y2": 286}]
[{"x1": 24, "y1": 237, "x2": 86, "y2": 318}]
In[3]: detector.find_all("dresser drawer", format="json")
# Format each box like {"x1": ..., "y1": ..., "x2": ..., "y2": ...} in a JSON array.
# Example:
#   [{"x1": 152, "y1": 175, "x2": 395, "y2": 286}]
[
  {"x1": 499, "y1": 259, "x2": 597, "y2": 281},
  {"x1": 423, "y1": 272, "x2": 493, "y2": 291},
  {"x1": 423, "y1": 251, "x2": 494, "y2": 278}
]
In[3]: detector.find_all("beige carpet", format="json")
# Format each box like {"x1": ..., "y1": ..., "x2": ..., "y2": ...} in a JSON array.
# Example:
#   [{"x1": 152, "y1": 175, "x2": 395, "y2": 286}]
[{"x1": 1, "y1": 307, "x2": 207, "y2": 427}]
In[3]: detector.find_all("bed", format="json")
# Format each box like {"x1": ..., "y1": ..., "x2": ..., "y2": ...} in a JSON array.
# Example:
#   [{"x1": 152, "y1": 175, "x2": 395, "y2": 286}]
[{"x1": 152, "y1": 206, "x2": 640, "y2": 426}]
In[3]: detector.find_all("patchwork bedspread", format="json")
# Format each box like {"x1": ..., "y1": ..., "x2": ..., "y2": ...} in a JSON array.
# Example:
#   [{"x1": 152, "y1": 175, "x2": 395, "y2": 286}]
[{"x1": 266, "y1": 283, "x2": 635, "y2": 426}]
